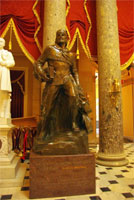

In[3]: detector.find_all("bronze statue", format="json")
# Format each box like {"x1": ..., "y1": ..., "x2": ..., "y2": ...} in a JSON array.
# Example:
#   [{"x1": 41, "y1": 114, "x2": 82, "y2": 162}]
[{"x1": 33, "y1": 29, "x2": 92, "y2": 155}]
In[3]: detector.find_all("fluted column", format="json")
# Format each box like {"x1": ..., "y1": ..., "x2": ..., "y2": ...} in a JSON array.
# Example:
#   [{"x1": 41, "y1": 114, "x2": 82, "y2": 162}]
[{"x1": 96, "y1": 0, "x2": 128, "y2": 166}]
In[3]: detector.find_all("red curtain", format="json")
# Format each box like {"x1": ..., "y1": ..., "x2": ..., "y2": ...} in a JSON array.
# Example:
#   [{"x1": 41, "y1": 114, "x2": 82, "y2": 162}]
[
  {"x1": 86, "y1": 0, "x2": 97, "y2": 58},
  {"x1": 117, "y1": 0, "x2": 134, "y2": 69},
  {"x1": 0, "y1": 0, "x2": 44, "y2": 63},
  {"x1": 0, "y1": 0, "x2": 133, "y2": 68},
  {"x1": 66, "y1": 0, "x2": 134, "y2": 69},
  {"x1": 66, "y1": 0, "x2": 92, "y2": 58}
]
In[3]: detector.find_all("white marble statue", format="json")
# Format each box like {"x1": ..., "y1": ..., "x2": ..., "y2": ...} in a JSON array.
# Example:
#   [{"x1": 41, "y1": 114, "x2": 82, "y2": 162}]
[{"x1": 0, "y1": 37, "x2": 15, "y2": 119}]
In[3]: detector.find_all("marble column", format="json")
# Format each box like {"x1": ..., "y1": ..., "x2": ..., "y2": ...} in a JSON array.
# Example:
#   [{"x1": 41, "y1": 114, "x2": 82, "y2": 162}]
[
  {"x1": 43, "y1": 0, "x2": 66, "y2": 47},
  {"x1": 96, "y1": 0, "x2": 128, "y2": 166}
]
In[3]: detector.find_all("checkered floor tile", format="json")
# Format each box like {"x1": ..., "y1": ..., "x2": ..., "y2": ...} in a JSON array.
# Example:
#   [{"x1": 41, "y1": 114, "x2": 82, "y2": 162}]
[{"x1": 0, "y1": 143, "x2": 134, "y2": 200}]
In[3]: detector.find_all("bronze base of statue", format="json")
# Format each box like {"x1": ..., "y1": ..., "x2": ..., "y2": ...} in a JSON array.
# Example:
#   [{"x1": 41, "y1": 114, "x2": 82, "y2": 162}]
[
  {"x1": 29, "y1": 152, "x2": 95, "y2": 199},
  {"x1": 32, "y1": 130, "x2": 89, "y2": 155}
]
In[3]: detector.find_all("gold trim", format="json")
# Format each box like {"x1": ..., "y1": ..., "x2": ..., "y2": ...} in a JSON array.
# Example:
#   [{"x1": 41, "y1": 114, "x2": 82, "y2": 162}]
[
  {"x1": 66, "y1": 0, "x2": 91, "y2": 59},
  {"x1": 66, "y1": 0, "x2": 71, "y2": 48},
  {"x1": 68, "y1": 28, "x2": 91, "y2": 59},
  {"x1": 32, "y1": 0, "x2": 43, "y2": 53},
  {"x1": 66, "y1": 26, "x2": 71, "y2": 49},
  {"x1": 76, "y1": 34, "x2": 80, "y2": 59},
  {"x1": 84, "y1": 0, "x2": 92, "y2": 58},
  {"x1": 66, "y1": 0, "x2": 70, "y2": 17},
  {"x1": 11, "y1": 19, "x2": 35, "y2": 63},
  {"x1": 9, "y1": 24, "x2": 13, "y2": 50},
  {"x1": 120, "y1": 53, "x2": 134, "y2": 71},
  {"x1": 1, "y1": 18, "x2": 35, "y2": 63}
]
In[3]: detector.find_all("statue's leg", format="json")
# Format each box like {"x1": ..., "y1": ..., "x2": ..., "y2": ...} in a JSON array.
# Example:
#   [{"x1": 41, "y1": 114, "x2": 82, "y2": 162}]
[
  {"x1": 0, "y1": 91, "x2": 4, "y2": 118},
  {"x1": 64, "y1": 80, "x2": 79, "y2": 132},
  {"x1": 4, "y1": 92, "x2": 11, "y2": 118},
  {"x1": 0, "y1": 91, "x2": 10, "y2": 118},
  {"x1": 39, "y1": 84, "x2": 59, "y2": 138}
]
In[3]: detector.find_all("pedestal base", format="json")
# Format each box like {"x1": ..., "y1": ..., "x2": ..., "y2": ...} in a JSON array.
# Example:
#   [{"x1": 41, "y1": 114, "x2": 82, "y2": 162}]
[
  {"x1": 0, "y1": 118, "x2": 12, "y2": 125},
  {"x1": 30, "y1": 152, "x2": 95, "y2": 199},
  {"x1": 0, "y1": 151, "x2": 27, "y2": 187},
  {"x1": 0, "y1": 122, "x2": 27, "y2": 187},
  {"x1": 0, "y1": 163, "x2": 27, "y2": 188},
  {"x1": 96, "y1": 152, "x2": 129, "y2": 167}
]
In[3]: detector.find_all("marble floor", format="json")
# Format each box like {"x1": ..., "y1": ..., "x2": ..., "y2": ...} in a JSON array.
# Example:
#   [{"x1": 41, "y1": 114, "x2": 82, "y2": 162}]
[{"x1": 0, "y1": 143, "x2": 134, "y2": 200}]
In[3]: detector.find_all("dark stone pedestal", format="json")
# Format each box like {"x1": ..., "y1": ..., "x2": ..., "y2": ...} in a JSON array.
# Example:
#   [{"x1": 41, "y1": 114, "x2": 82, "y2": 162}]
[{"x1": 29, "y1": 152, "x2": 95, "y2": 199}]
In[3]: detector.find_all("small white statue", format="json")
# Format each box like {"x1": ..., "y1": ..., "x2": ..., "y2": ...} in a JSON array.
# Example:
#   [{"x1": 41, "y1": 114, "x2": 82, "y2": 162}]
[{"x1": 0, "y1": 37, "x2": 15, "y2": 119}]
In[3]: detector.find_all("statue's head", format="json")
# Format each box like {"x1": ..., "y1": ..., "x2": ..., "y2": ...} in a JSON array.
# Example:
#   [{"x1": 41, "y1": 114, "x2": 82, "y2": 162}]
[
  {"x1": 55, "y1": 29, "x2": 68, "y2": 46},
  {"x1": 0, "y1": 37, "x2": 5, "y2": 49}
]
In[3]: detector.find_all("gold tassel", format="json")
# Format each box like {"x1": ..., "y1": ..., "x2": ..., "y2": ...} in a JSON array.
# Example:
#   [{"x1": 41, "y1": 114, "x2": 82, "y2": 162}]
[
  {"x1": 76, "y1": 34, "x2": 80, "y2": 60},
  {"x1": 9, "y1": 24, "x2": 13, "y2": 50}
]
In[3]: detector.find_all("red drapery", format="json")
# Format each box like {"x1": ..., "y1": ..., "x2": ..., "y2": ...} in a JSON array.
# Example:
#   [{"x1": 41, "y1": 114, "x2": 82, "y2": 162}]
[
  {"x1": 66, "y1": 0, "x2": 92, "y2": 58},
  {"x1": 0, "y1": 0, "x2": 44, "y2": 63},
  {"x1": 0, "y1": 0, "x2": 133, "y2": 68},
  {"x1": 117, "y1": 0, "x2": 134, "y2": 69},
  {"x1": 66, "y1": 0, "x2": 134, "y2": 69},
  {"x1": 86, "y1": 0, "x2": 97, "y2": 58}
]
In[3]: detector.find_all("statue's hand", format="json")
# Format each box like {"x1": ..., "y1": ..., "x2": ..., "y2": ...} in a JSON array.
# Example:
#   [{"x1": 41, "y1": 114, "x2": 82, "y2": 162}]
[
  {"x1": 34, "y1": 71, "x2": 50, "y2": 82},
  {"x1": 41, "y1": 73, "x2": 52, "y2": 82},
  {"x1": 0, "y1": 60, "x2": 6, "y2": 66},
  {"x1": 34, "y1": 64, "x2": 53, "y2": 82},
  {"x1": 42, "y1": 68, "x2": 54, "y2": 82}
]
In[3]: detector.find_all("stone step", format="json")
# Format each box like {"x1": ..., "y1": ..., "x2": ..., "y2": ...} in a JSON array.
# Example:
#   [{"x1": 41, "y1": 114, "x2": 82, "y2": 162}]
[
  {"x1": 0, "y1": 156, "x2": 20, "y2": 179},
  {"x1": 0, "y1": 163, "x2": 27, "y2": 188},
  {"x1": 0, "y1": 151, "x2": 16, "y2": 166}
]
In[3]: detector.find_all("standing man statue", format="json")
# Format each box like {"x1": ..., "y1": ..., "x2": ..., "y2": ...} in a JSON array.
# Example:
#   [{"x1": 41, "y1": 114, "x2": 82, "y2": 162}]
[
  {"x1": 0, "y1": 37, "x2": 15, "y2": 121},
  {"x1": 33, "y1": 29, "x2": 92, "y2": 154}
]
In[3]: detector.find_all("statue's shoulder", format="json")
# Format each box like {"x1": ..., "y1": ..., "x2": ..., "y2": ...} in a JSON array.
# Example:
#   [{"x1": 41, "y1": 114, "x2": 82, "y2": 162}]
[
  {"x1": 43, "y1": 45, "x2": 56, "y2": 54},
  {"x1": 1, "y1": 49, "x2": 10, "y2": 55},
  {"x1": 45, "y1": 45, "x2": 56, "y2": 50},
  {"x1": 1, "y1": 49, "x2": 13, "y2": 59}
]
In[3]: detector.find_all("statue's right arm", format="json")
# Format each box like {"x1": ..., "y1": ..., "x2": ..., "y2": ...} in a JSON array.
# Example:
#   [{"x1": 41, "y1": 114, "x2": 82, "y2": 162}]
[{"x1": 33, "y1": 46, "x2": 50, "y2": 81}]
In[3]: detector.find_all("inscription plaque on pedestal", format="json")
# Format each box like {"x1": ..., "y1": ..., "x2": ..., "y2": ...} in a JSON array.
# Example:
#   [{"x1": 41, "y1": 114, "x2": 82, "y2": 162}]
[{"x1": 30, "y1": 152, "x2": 95, "y2": 199}]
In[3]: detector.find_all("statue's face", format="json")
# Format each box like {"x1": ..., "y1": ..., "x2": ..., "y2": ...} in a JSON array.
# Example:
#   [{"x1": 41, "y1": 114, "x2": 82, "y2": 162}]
[
  {"x1": 0, "y1": 38, "x2": 5, "y2": 49},
  {"x1": 56, "y1": 29, "x2": 68, "y2": 45}
]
